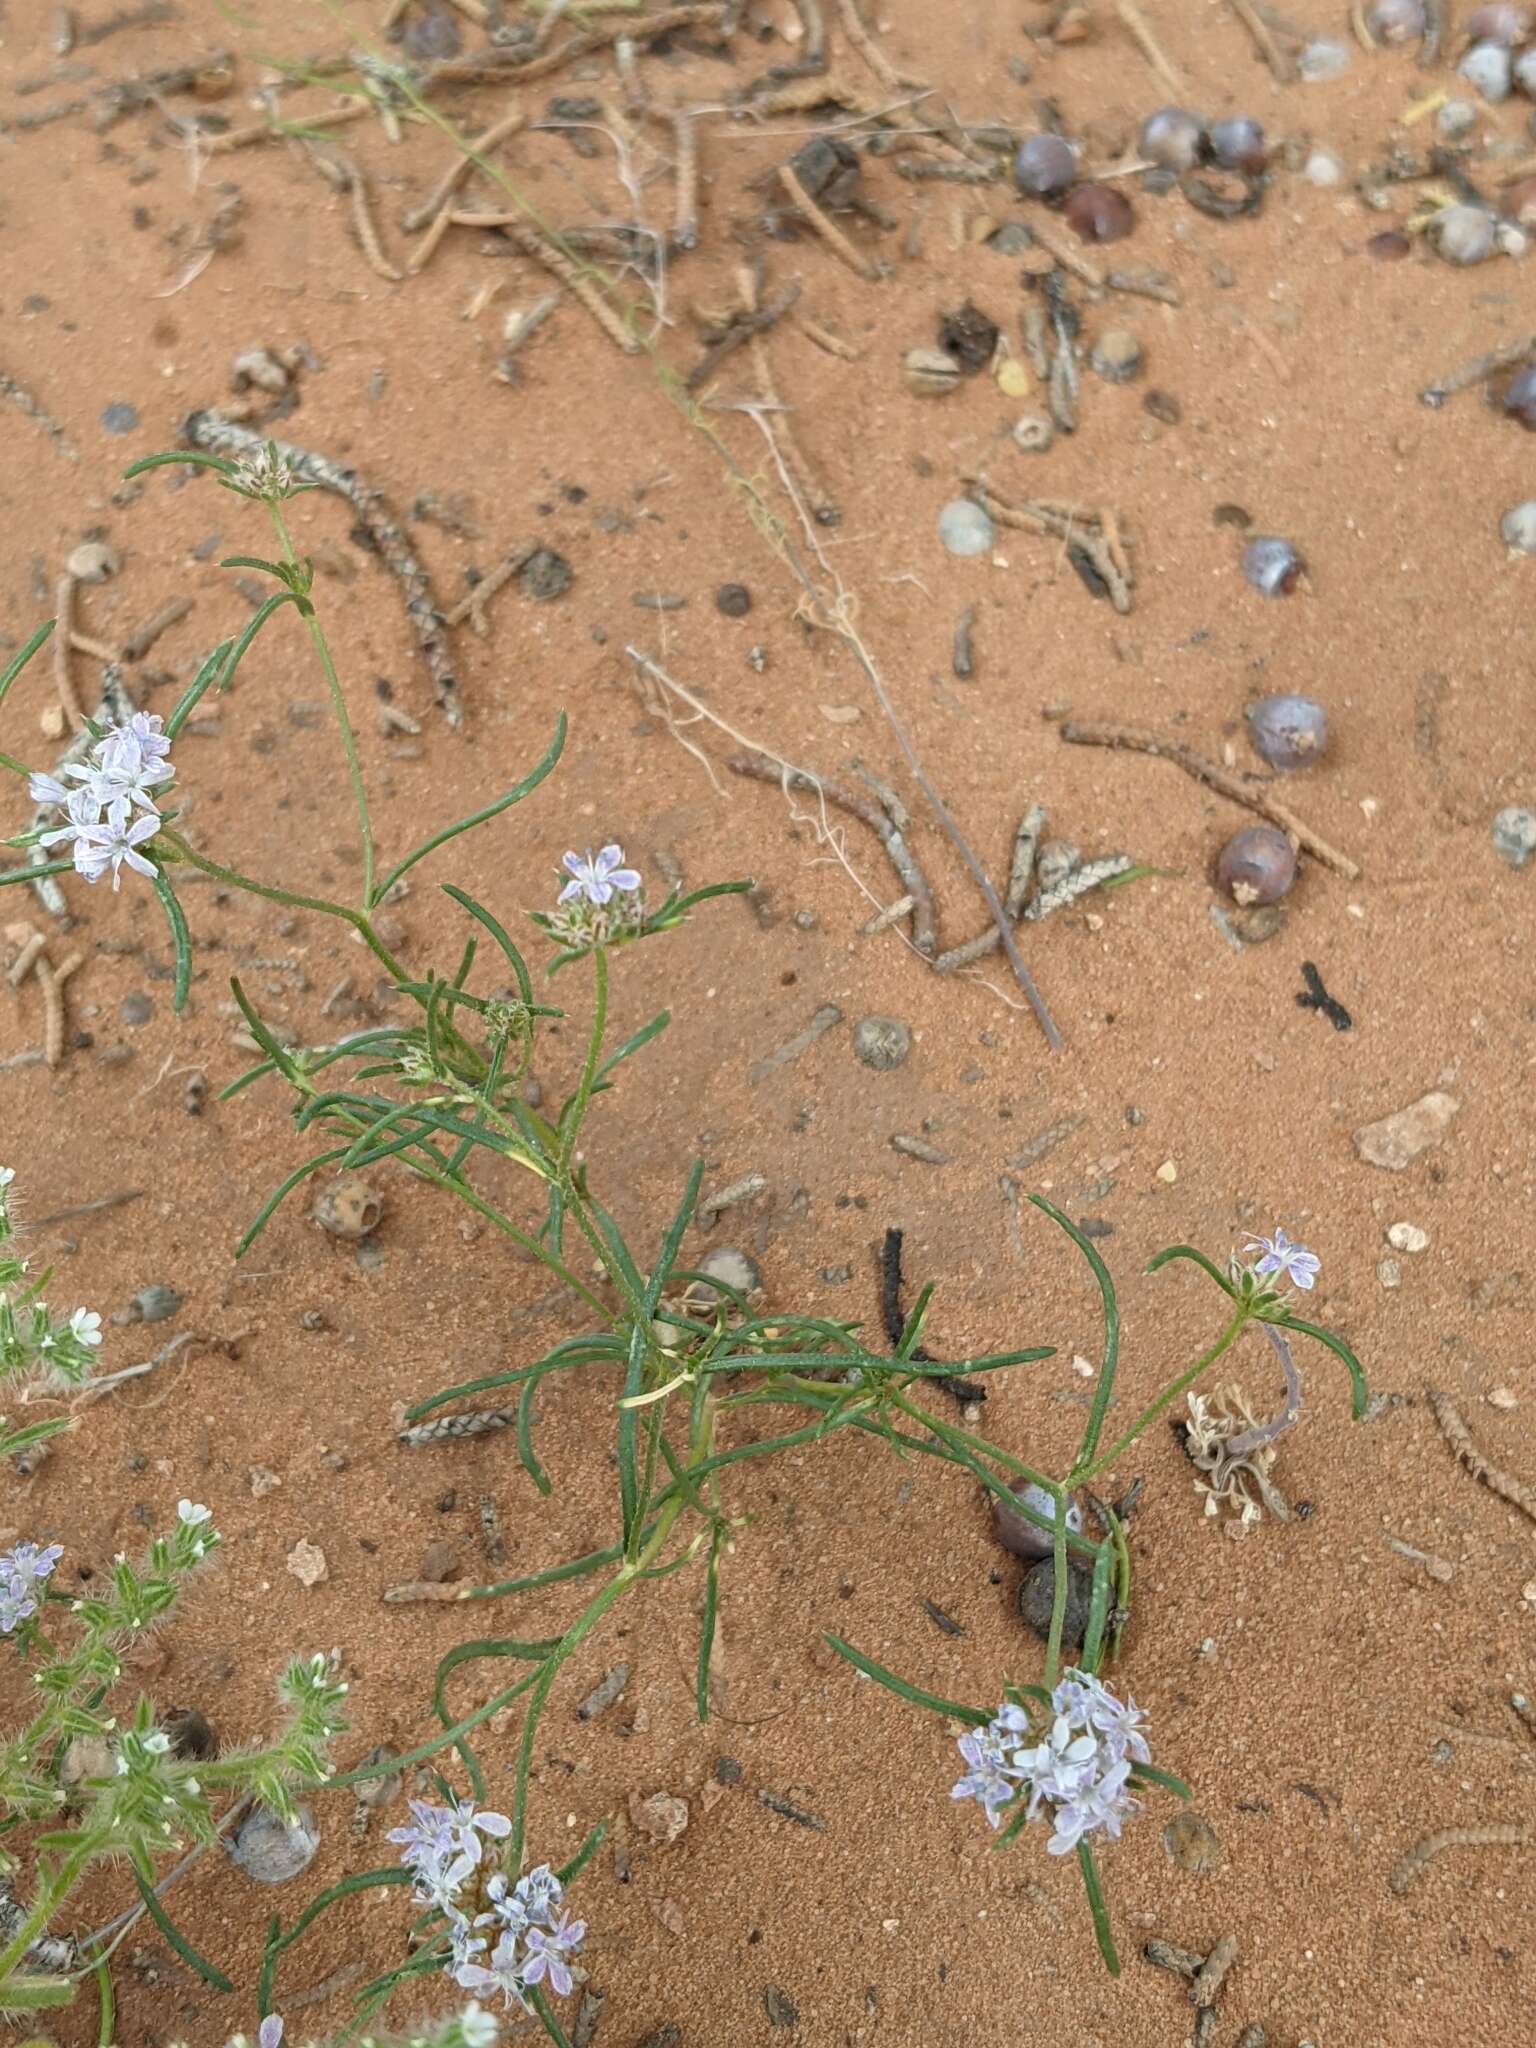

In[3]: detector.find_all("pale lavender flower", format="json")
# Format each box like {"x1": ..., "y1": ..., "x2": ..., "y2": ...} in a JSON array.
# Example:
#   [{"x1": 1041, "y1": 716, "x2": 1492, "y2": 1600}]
[
  {"x1": 389, "y1": 1797, "x2": 512, "y2": 1907},
  {"x1": 69, "y1": 808, "x2": 160, "y2": 889},
  {"x1": 558, "y1": 845, "x2": 641, "y2": 908},
  {"x1": 258, "y1": 2019, "x2": 284, "y2": 2048},
  {"x1": 512, "y1": 1864, "x2": 563, "y2": 1924},
  {"x1": 452, "y1": 1925, "x2": 533, "y2": 2013},
  {"x1": 0, "y1": 1538, "x2": 63, "y2": 1634},
  {"x1": 519, "y1": 1910, "x2": 585, "y2": 1998},
  {"x1": 1044, "y1": 1751, "x2": 1136, "y2": 1857},
  {"x1": 1243, "y1": 1227, "x2": 1320, "y2": 1292},
  {"x1": 953, "y1": 1670, "x2": 1150, "y2": 1858}
]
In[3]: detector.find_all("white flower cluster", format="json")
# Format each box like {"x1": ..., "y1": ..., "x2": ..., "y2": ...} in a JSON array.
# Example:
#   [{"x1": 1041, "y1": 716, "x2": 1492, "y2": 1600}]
[
  {"x1": 29, "y1": 711, "x2": 173, "y2": 889},
  {"x1": 952, "y1": 1668, "x2": 1150, "y2": 1857},
  {"x1": 221, "y1": 2005, "x2": 501, "y2": 2048},
  {"x1": 1, "y1": 1166, "x2": 102, "y2": 1391},
  {"x1": 388, "y1": 1799, "x2": 586, "y2": 2011}
]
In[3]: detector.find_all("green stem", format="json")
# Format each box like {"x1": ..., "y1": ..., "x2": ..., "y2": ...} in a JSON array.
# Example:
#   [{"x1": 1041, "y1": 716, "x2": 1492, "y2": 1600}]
[
  {"x1": 0, "y1": 748, "x2": 30, "y2": 780},
  {"x1": 268, "y1": 502, "x2": 376, "y2": 907},
  {"x1": 1078, "y1": 1308, "x2": 1250, "y2": 1483},
  {"x1": 560, "y1": 947, "x2": 607, "y2": 1181},
  {"x1": 156, "y1": 831, "x2": 409, "y2": 984},
  {"x1": 889, "y1": 1389, "x2": 1059, "y2": 1496},
  {"x1": 0, "y1": 1834, "x2": 97, "y2": 1987},
  {"x1": 407, "y1": 1166, "x2": 611, "y2": 1322}
]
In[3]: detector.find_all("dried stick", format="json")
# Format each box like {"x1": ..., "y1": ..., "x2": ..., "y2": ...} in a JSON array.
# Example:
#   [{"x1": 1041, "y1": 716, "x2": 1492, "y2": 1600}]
[
  {"x1": 964, "y1": 483, "x2": 1131, "y2": 614},
  {"x1": 934, "y1": 804, "x2": 1043, "y2": 972},
  {"x1": 6, "y1": 933, "x2": 46, "y2": 989},
  {"x1": 35, "y1": 957, "x2": 66, "y2": 1069},
  {"x1": 1418, "y1": 1, "x2": 1445, "y2": 69},
  {"x1": 495, "y1": 222, "x2": 640, "y2": 352},
  {"x1": 70, "y1": 631, "x2": 120, "y2": 664},
  {"x1": 1419, "y1": 333, "x2": 1536, "y2": 408},
  {"x1": 1026, "y1": 215, "x2": 1104, "y2": 291},
  {"x1": 835, "y1": 0, "x2": 926, "y2": 91},
  {"x1": 337, "y1": 155, "x2": 402, "y2": 282},
  {"x1": 796, "y1": 313, "x2": 861, "y2": 360},
  {"x1": 1425, "y1": 1389, "x2": 1536, "y2": 1523},
  {"x1": 737, "y1": 267, "x2": 840, "y2": 524},
  {"x1": 667, "y1": 109, "x2": 700, "y2": 248},
  {"x1": 728, "y1": 749, "x2": 937, "y2": 953},
  {"x1": 121, "y1": 597, "x2": 192, "y2": 661},
  {"x1": 777, "y1": 162, "x2": 879, "y2": 280},
  {"x1": 0, "y1": 369, "x2": 78, "y2": 462},
  {"x1": 1390, "y1": 1824, "x2": 1529, "y2": 1894},
  {"x1": 427, "y1": 6, "x2": 726, "y2": 88},
  {"x1": 1058, "y1": 721, "x2": 1360, "y2": 878},
  {"x1": 442, "y1": 548, "x2": 534, "y2": 634},
  {"x1": 686, "y1": 283, "x2": 801, "y2": 391},
  {"x1": 52, "y1": 575, "x2": 83, "y2": 728},
  {"x1": 1190, "y1": 1934, "x2": 1238, "y2": 2009},
  {"x1": 185, "y1": 411, "x2": 459, "y2": 724},
  {"x1": 401, "y1": 102, "x2": 527, "y2": 232},
  {"x1": 1115, "y1": 0, "x2": 1187, "y2": 98},
  {"x1": 203, "y1": 98, "x2": 372, "y2": 154},
  {"x1": 1226, "y1": 0, "x2": 1295, "y2": 84},
  {"x1": 407, "y1": 202, "x2": 458, "y2": 274}
]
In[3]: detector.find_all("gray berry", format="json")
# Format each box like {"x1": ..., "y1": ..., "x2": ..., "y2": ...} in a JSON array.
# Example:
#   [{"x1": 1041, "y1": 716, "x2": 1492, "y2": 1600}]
[
  {"x1": 1216, "y1": 826, "x2": 1296, "y2": 907},
  {"x1": 1240, "y1": 535, "x2": 1304, "y2": 596},
  {"x1": 852, "y1": 1015, "x2": 911, "y2": 1071},
  {"x1": 1209, "y1": 117, "x2": 1267, "y2": 171},
  {"x1": 1247, "y1": 693, "x2": 1328, "y2": 770},
  {"x1": 992, "y1": 1481, "x2": 1083, "y2": 1560},
  {"x1": 1013, "y1": 132, "x2": 1078, "y2": 198},
  {"x1": 1139, "y1": 106, "x2": 1206, "y2": 171}
]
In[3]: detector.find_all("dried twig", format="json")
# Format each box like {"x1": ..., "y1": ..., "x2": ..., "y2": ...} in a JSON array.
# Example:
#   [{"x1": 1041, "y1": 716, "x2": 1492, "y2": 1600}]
[
  {"x1": 202, "y1": 98, "x2": 372, "y2": 155},
  {"x1": 401, "y1": 101, "x2": 528, "y2": 232},
  {"x1": 835, "y1": 0, "x2": 925, "y2": 90},
  {"x1": 796, "y1": 313, "x2": 861, "y2": 360},
  {"x1": 493, "y1": 221, "x2": 640, "y2": 352},
  {"x1": 1058, "y1": 720, "x2": 1361, "y2": 878},
  {"x1": 686, "y1": 283, "x2": 801, "y2": 391},
  {"x1": 336, "y1": 154, "x2": 402, "y2": 282},
  {"x1": 51, "y1": 575, "x2": 83, "y2": 728},
  {"x1": 728, "y1": 750, "x2": 937, "y2": 953},
  {"x1": 427, "y1": 5, "x2": 726, "y2": 88},
  {"x1": 1191, "y1": 1934, "x2": 1238, "y2": 2009},
  {"x1": 1226, "y1": 0, "x2": 1295, "y2": 84},
  {"x1": 0, "y1": 368, "x2": 78, "y2": 461},
  {"x1": 1419, "y1": 334, "x2": 1536, "y2": 408},
  {"x1": 442, "y1": 547, "x2": 535, "y2": 634},
  {"x1": 121, "y1": 597, "x2": 193, "y2": 662},
  {"x1": 185, "y1": 411, "x2": 459, "y2": 723},
  {"x1": 1115, "y1": 0, "x2": 1187, "y2": 98},
  {"x1": 1390, "y1": 1824, "x2": 1530, "y2": 1893},
  {"x1": 964, "y1": 483, "x2": 1132, "y2": 613},
  {"x1": 777, "y1": 161, "x2": 879, "y2": 280},
  {"x1": 1425, "y1": 1389, "x2": 1536, "y2": 1523}
]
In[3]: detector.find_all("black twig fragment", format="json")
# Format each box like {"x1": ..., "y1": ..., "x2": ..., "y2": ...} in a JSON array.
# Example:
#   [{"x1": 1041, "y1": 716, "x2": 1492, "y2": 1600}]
[
  {"x1": 880, "y1": 1228, "x2": 986, "y2": 1403},
  {"x1": 1295, "y1": 960, "x2": 1351, "y2": 1032}
]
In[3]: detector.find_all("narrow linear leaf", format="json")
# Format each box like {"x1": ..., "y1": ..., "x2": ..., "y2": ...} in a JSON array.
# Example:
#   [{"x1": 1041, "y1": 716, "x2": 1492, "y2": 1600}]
[
  {"x1": 132, "y1": 1866, "x2": 233, "y2": 1993},
  {"x1": 1076, "y1": 1840, "x2": 1121, "y2": 1976},
  {"x1": 1029, "y1": 1195, "x2": 1120, "y2": 1473},
  {"x1": 823, "y1": 1635, "x2": 989, "y2": 1726},
  {"x1": 0, "y1": 619, "x2": 55, "y2": 717},
  {"x1": 150, "y1": 870, "x2": 192, "y2": 1011},
  {"x1": 1145, "y1": 1243, "x2": 1238, "y2": 1298}
]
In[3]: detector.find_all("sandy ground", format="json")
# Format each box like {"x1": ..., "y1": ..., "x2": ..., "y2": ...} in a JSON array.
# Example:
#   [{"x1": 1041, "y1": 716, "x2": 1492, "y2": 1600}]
[{"x1": 2, "y1": 2, "x2": 1535, "y2": 2044}]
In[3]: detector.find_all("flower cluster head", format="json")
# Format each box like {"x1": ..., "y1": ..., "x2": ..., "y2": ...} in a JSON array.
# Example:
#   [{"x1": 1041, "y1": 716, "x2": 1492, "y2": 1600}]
[
  {"x1": 28, "y1": 711, "x2": 173, "y2": 889},
  {"x1": 1, "y1": 1178, "x2": 104, "y2": 1392},
  {"x1": 0, "y1": 1538, "x2": 63, "y2": 1634},
  {"x1": 221, "y1": 440, "x2": 312, "y2": 504},
  {"x1": 388, "y1": 1802, "x2": 585, "y2": 2011},
  {"x1": 1241, "y1": 1227, "x2": 1319, "y2": 1293},
  {"x1": 537, "y1": 844, "x2": 644, "y2": 953},
  {"x1": 225, "y1": 2014, "x2": 500, "y2": 2048},
  {"x1": 952, "y1": 1669, "x2": 1151, "y2": 1858}
]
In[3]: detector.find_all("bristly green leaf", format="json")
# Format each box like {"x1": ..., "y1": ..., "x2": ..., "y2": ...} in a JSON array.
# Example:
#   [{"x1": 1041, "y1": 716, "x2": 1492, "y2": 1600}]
[
  {"x1": 150, "y1": 870, "x2": 192, "y2": 1011},
  {"x1": 131, "y1": 1865, "x2": 233, "y2": 1993},
  {"x1": 695, "y1": 1526, "x2": 724, "y2": 1724},
  {"x1": 236, "y1": 1147, "x2": 349, "y2": 1257},
  {"x1": 1145, "y1": 1243, "x2": 1238, "y2": 1299},
  {"x1": 372, "y1": 716, "x2": 566, "y2": 905},
  {"x1": 0, "y1": 619, "x2": 54, "y2": 718},
  {"x1": 1075, "y1": 1840, "x2": 1120, "y2": 1975},
  {"x1": 1029, "y1": 1196, "x2": 1120, "y2": 1477},
  {"x1": 556, "y1": 1818, "x2": 607, "y2": 1887},
  {"x1": 822, "y1": 1636, "x2": 989, "y2": 1726},
  {"x1": 165, "y1": 639, "x2": 235, "y2": 741},
  {"x1": 0, "y1": 858, "x2": 73, "y2": 888},
  {"x1": 1266, "y1": 1312, "x2": 1368, "y2": 1420}
]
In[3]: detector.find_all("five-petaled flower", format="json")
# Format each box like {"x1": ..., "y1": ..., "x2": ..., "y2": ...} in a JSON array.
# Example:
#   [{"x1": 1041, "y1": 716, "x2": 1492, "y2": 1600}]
[
  {"x1": 29, "y1": 713, "x2": 174, "y2": 891},
  {"x1": 952, "y1": 1670, "x2": 1151, "y2": 1858},
  {"x1": 1243, "y1": 1228, "x2": 1320, "y2": 1292},
  {"x1": 558, "y1": 845, "x2": 641, "y2": 908}
]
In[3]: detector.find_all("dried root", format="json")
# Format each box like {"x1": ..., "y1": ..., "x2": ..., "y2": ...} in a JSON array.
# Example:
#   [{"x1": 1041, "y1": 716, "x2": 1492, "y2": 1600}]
[
  {"x1": 1426, "y1": 1389, "x2": 1536, "y2": 1524},
  {"x1": 1390, "y1": 1824, "x2": 1530, "y2": 1894}
]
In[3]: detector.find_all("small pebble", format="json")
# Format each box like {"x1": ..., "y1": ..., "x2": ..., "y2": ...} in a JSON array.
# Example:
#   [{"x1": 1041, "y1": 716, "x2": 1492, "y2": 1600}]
[
  {"x1": 67, "y1": 541, "x2": 118, "y2": 583},
  {"x1": 1434, "y1": 203, "x2": 1496, "y2": 264},
  {"x1": 1353, "y1": 1092, "x2": 1460, "y2": 1170},
  {"x1": 312, "y1": 1175, "x2": 384, "y2": 1239},
  {"x1": 1367, "y1": 0, "x2": 1427, "y2": 39},
  {"x1": 1163, "y1": 1812, "x2": 1223, "y2": 1873},
  {"x1": 1156, "y1": 1159, "x2": 1178, "y2": 1184},
  {"x1": 1499, "y1": 501, "x2": 1536, "y2": 553},
  {"x1": 1209, "y1": 116, "x2": 1267, "y2": 172},
  {"x1": 1386, "y1": 1222, "x2": 1430, "y2": 1254},
  {"x1": 1017, "y1": 1558, "x2": 1094, "y2": 1647},
  {"x1": 938, "y1": 499, "x2": 995, "y2": 558},
  {"x1": 1240, "y1": 535, "x2": 1304, "y2": 596},
  {"x1": 714, "y1": 582, "x2": 752, "y2": 617},
  {"x1": 694, "y1": 1247, "x2": 761, "y2": 1300},
  {"x1": 99, "y1": 402, "x2": 139, "y2": 435},
  {"x1": 1297, "y1": 35, "x2": 1350, "y2": 82},
  {"x1": 852, "y1": 1015, "x2": 911, "y2": 1071},
  {"x1": 1013, "y1": 132, "x2": 1078, "y2": 198},
  {"x1": 1012, "y1": 413, "x2": 1055, "y2": 453},
  {"x1": 130, "y1": 1282, "x2": 181, "y2": 1323},
  {"x1": 992, "y1": 1481, "x2": 1082, "y2": 1560},
  {"x1": 1142, "y1": 389, "x2": 1181, "y2": 424},
  {"x1": 230, "y1": 1803, "x2": 320, "y2": 1884},
  {"x1": 1378, "y1": 1258, "x2": 1402, "y2": 1290},
  {"x1": 1089, "y1": 328, "x2": 1142, "y2": 383},
  {"x1": 1436, "y1": 97, "x2": 1478, "y2": 139},
  {"x1": 1460, "y1": 42, "x2": 1513, "y2": 102},
  {"x1": 286, "y1": 1539, "x2": 328, "y2": 1588},
  {"x1": 1487, "y1": 1386, "x2": 1518, "y2": 1410},
  {"x1": 1303, "y1": 148, "x2": 1343, "y2": 188},
  {"x1": 1492, "y1": 804, "x2": 1536, "y2": 866}
]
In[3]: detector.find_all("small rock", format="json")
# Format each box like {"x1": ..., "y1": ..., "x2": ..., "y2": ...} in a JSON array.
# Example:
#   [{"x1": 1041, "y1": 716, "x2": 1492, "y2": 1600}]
[
  {"x1": 1437, "y1": 96, "x2": 1477, "y2": 139},
  {"x1": 1156, "y1": 1159, "x2": 1178, "y2": 1184},
  {"x1": 67, "y1": 540, "x2": 118, "y2": 583},
  {"x1": 992, "y1": 1481, "x2": 1082, "y2": 1560},
  {"x1": 852, "y1": 1015, "x2": 911, "y2": 1071},
  {"x1": 1298, "y1": 35, "x2": 1351, "y2": 81},
  {"x1": 1012, "y1": 412, "x2": 1055, "y2": 453},
  {"x1": 714, "y1": 582, "x2": 752, "y2": 617},
  {"x1": 1386, "y1": 1222, "x2": 1430, "y2": 1254},
  {"x1": 764, "y1": 1986, "x2": 800, "y2": 2028},
  {"x1": 903, "y1": 346, "x2": 962, "y2": 396},
  {"x1": 286, "y1": 1539, "x2": 328, "y2": 1588},
  {"x1": 230, "y1": 346, "x2": 290, "y2": 395},
  {"x1": 694, "y1": 1246, "x2": 761, "y2": 1299},
  {"x1": 1378, "y1": 1259, "x2": 1402, "y2": 1290},
  {"x1": 418, "y1": 1539, "x2": 460, "y2": 1585},
  {"x1": 402, "y1": 7, "x2": 461, "y2": 61},
  {"x1": 1303, "y1": 146, "x2": 1343, "y2": 187},
  {"x1": 248, "y1": 1465, "x2": 281, "y2": 1498},
  {"x1": 938, "y1": 499, "x2": 995, "y2": 558},
  {"x1": 518, "y1": 547, "x2": 572, "y2": 601},
  {"x1": 1162, "y1": 1811, "x2": 1222, "y2": 1873},
  {"x1": 1230, "y1": 903, "x2": 1286, "y2": 944},
  {"x1": 1500, "y1": 502, "x2": 1536, "y2": 555},
  {"x1": 1089, "y1": 327, "x2": 1143, "y2": 383},
  {"x1": 576, "y1": 1663, "x2": 630, "y2": 1721},
  {"x1": 996, "y1": 356, "x2": 1032, "y2": 398},
  {"x1": 1487, "y1": 1385, "x2": 1518, "y2": 1410},
  {"x1": 1491, "y1": 805, "x2": 1536, "y2": 868},
  {"x1": 119, "y1": 991, "x2": 154, "y2": 1027},
  {"x1": 1353, "y1": 1093, "x2": 1460, "y2": 1171},
  {"x1": 1017, "y1": 1558, "x2": 1094, "y2": 1648},
  {"x1": 312, "y1": 1175, "x2": 384, "y2": 1239},
  {"x1": 628, "y1": 1790, "x2": 689, "y2": 1845},
  {"x1": 230, "y1": 1802, "x2": 320, "y2": 1884},
  {"x1": 99, "y1": 402, "x2": 140, "y2": 435},
  {"x1": 131, "y1": 1282, "x2": 181, "y2": 1323},
  {"x1": 1142, "y1": 388, "x2": 1181, "y2": 424},
  {"x1": 937, "y1": 301, "x2": 1000, "y2": 371}
]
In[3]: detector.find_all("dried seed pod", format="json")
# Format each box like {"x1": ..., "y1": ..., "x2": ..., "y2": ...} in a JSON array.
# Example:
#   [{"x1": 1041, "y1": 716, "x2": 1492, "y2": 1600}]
[
  {"x1": 1465, "y1": 4, "x2": 1532, "y2": 44},
  {"x1": 1434, "y1": 203, "x2": 1497, "y2": 263},
  {"x1": 1216, "y1": 827, "x2": 1297, "y2": 907},
  {"x1": 312, "y1": 1175, "x2": 384, "y2": 1240},
  {"x1": 1240, "y1": 535, "x2": 1305, "y2": 596},
  {"x1": 1460, "y1": 42, "x2": 1514, "y2": 101},
  {"x1": 1208, "y1": 116, "x2": 1267, "y2": 172},
  {"x1": 937, "y1": 302, "x2": 1001, "y2": 372},
  {"x1": 1062, "y1": 182, "x2": 1135, "y2": 243},
  {"x1": 1502, "y1": 364, "x2": 1536, "y2": 425},
  {"x1": 992, "y1": 1481, "x2": 1083, "y2": 1559},
  {"x1": 1139, "y1": 105, "x2": 1206, "y2": 171},
  {"x1": 1013, "y1": 412, "x2": 1056, "y2": 452},
  {"x1": 903, "y1": 346, "x2": 962, "y2": 396},
  {"x1": 1247, "y1": 693, "x2": 1329, "y2": 770},
  {"x1": 1017, "y1": 1557, "x2": 1095, "y2": 1647},
  {"x1": 1013, "y1": 132, "x2": 1079, "y2": 198},
  {"x1": 1366, "y1": 0, "x2": 1428, "y2": 41}
]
